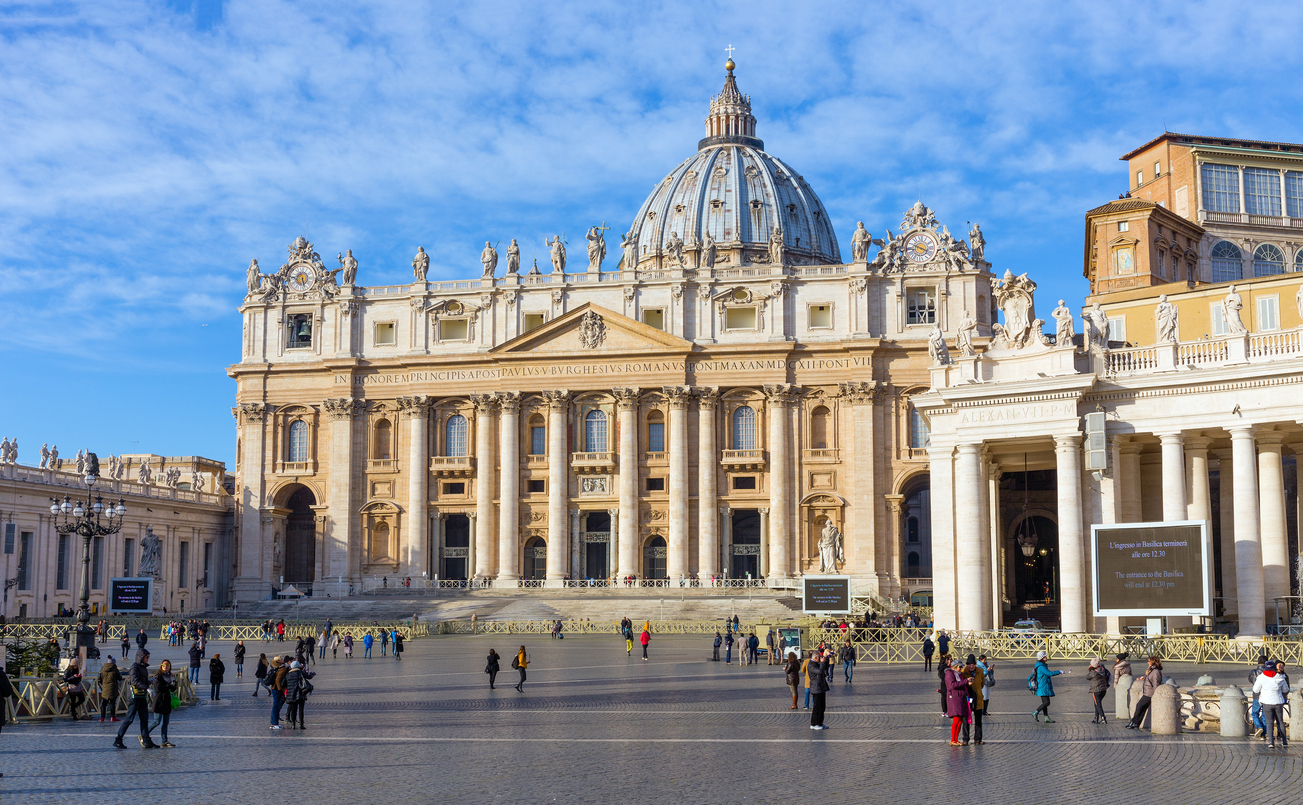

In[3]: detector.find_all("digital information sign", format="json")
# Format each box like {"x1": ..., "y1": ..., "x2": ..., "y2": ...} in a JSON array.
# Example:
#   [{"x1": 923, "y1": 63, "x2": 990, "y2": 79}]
[
  {"x1": 802, "y1": 575, "x2": 851, "y2": 614},
  {"x1": 1091, "y1": 521, "x2": 1211, "y2": 617},
  {"x1": 109, "y1": 578, "x2": 154, "y2": 614}
]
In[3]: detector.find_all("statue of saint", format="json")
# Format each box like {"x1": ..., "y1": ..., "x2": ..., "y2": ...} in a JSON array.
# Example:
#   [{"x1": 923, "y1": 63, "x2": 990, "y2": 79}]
[
  {"x1": 506, "y1": 239, "x2": 520, "y2": 274},
  {"x1": 138, "y1": 526, "x2": 162, "y2": 579},
  {"x1": 1155, "y1": 294, "x2": 1178, "y2": 343},
  {"x1": 338, "y1": 250, "x2": 358, "y2": 285},
  {"x1": 969, "y1": 223, "x2": 985, "y2": 262},
  {"x1": 76, "y1": 449, "x2": 85, "y2": 476},
  {"x1": 666, "y1": 231, "x2": 684, "y2": 267},
  {"x1": 585, "y1": 227, "x2": 606, "y2": 271},
  {"x1": 956, "y1": 310, "x2": 977, "y2": 357},
  {"x1": 273, "y1": 532, "x2": 283, "y2": 569},
  {"x1": 39, "y1": 443, "x2": 50, "y2": 469},
  {"x1": 818, "y1": 522, "x2": 842, "y2": 573},
  {"x1": 927, "y1": 324, "x2": 951, "y2": 365},
  {"x1": 1053, "y1": 300, "x2": 1075, "y2": 346},
  {"x1": 700, "y1": 232, "x2": 717, "y2": 269},
  {"x1": 851, "y1": 222, "x2": 871, "y2": 263},
  {"x1": 547, "y1": 235, "x2": 567, "y2": 273},
  {"x1": 1224, "y1": 285, "x2": 1248, "y2": 335},
  {"x1": 480, "y1": 241, "x2": 498, "y2": 278},
  {"x1": 619, "y1": 231, "x2": 638, "y2": 270},
  {"x1": 246, "y1": 259, "x2": 261, "y2": 296},
  {"x1": 412, "y1": 246, "x2": 429, "y2": 281},
  {"x1": 1086, "y1": 303, "x2": 1109, "y2": 348},
  {"x1": 768, "y1": 226, "x2": 785, "y2": 266},
  {"x1": 49, "y1": 444, "x2": 59, "y2": 468}
]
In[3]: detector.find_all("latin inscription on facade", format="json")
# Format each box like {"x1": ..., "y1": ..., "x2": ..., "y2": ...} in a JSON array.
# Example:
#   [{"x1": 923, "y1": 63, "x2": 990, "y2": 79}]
[
  {"x1": 957, "y1": 401, "x2": 1076, "y2": 425},
  {"x1": 335, "y1": 357, "x2": 872, "y2": 386}
]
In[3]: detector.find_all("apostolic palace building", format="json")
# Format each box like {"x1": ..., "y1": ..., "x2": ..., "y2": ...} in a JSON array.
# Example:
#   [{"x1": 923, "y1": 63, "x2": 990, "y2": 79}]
[{"x1": 230, "y1": 62, "x2": 1303, "y2": 638}]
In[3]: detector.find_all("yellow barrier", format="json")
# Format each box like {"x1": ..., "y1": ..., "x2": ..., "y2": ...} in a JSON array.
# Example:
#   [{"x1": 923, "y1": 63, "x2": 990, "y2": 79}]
[{"x1": 3, "y1": 672, "x2": 198, "y2": 723}]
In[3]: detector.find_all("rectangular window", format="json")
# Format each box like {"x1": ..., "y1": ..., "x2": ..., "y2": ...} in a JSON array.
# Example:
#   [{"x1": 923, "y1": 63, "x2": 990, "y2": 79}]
[
  {"x1": 18, "y1": 532, "x2": 31, "y2": 590},
  {"x1": 645, "y1": 477, "x2": 666, "y2": 491},
  {"x1": 530, "y1": 426, "x2": 546, "y2": 456},
  {"x1": 286, "y1": 313, "x2": 313, "y2": 349},
  {"x1": 1107, "y1": 317, "x2": 1127, "y2": 344},
  {"x1": 909, "y1": 407, "x2": 930, "y2": 449},
  {"x1": 1136, "y1": 170, "x2": 1144, "y2": 187},
  {"x1": 178, "y1": 541, "x2": 189, "y2": 589},
  {"x1": 1258, "y1": 297, "x2": 1280, "y2": 332},
  {"x1": 641, "y1": 309, "x2": 665, "y2": 330},
  {"x1": 203, "y1": 542, "x2": 212, "y2": 588},
  {"x1": 1286, "y1": 171, "x2": 1303, "y2": 218},
  {"x1": 1211, "y1": 303, "x2": 1228, "y2": 336},
  {"x1": 123, "y1": 538, "x2": 135, "y2": 577},
  {"x1": 1117, "y1": 221, "x2": 1129, "y2": 232},
  {"x1": 647, "y1": 421, "x2": 666, "y2": 453},
  {"x1": 527, "y1": 479, "x2": 545, "y2": 494},
  {"x1": 524, "y1": 313, "x2": 546, "y2": 333},
  {"x1": 442, "y1": 482, "x2": 466, "y2": 495},
  {"x1": 92, "y1": 536, "x2": 104, "y2": 590},
  {"x1": 439, "y1": 319, "x2": 469, "y2": 341},
  {"x1": 725, "y1": 307, "x2": 757, "y2": 330},
  {"x1": 374, "y1": 321, "x2": 396, "y2": 345},
  {"x1": 56, "y1": 534, "x2": 70, "y2": 590},
  {"x1": 3, "y1": 522, "x2": 13, "y2": 554},
  {"x1": 907, "y1": 289, "x2": 936, "y2": 325},
  {"x1": 1244, "y1": 167, "x2": 1282, "y2": 216},
  {"x1": 808, "y1": 304, "x2": 832, "y2": 329},
  {"x1": 1201, "y1": 164, "x2": 1240, "y2": 213},
  {"x1": 1154, "y1": 160, "x2": 1161, "y2": 177},
  {"x1": 732, "y1": 476, "x2": 757, "y2": 490}
]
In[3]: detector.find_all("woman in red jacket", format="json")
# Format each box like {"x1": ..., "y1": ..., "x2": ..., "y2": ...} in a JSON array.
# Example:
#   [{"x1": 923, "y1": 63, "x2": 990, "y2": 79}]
[{"x1": 640, "y1": 628, "x2": 651, "y2": 661}]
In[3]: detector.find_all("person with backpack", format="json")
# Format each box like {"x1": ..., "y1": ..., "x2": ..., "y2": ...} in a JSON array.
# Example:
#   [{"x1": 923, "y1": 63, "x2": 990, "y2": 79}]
[
  {"x1": 640, "y1": 627, "x2": 651, "y2": 660},
  {"x1": 1029, "y1": 650, "x2": 1067, "y2": 723},
  {"x1": 97, "y1": 656, "x2": 123, "y2": 722},
  {"x1": 1125, "y1": 656, "x2": 1163, "y2": 730},
  {"x1": 623, "y1": 623, "x2": 634, "y2": 656},
  {"x1": 513, "y1": 645, "x2": 529, "y2": 691},
  {"x1": 977, "y1": 654, "x2": 994, "y2": 716},
  {"x1": 113, "y1": 649, "x2": 158, "y2": 749},
  {"x1": 1257, "y1": 661, "x2": 1290, "y2": 747},
  {"x1": 1086, "y1": 657, "x2": 1111, "y2": 723},
  {"x1": 1247, "y1": 654, "x2": 1271, "y2": 737},
  {"x1": 284, "y1": 660, "x2": 313, "y2": 730}
]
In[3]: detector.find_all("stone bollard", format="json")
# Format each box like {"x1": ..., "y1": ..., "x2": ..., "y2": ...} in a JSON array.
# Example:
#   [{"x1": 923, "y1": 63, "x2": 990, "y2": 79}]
[
  {"x1": 1151, "y1": 682, "x2": 1181, "y2": 735},
  {"x1": 1115, "y1": 674, "x2": 1134, "y2": 721},
  {"x1": 1290, "y1": 688, "x2": 1303, "y2": 743},
  {"x1": 1220, "y1": 685, "x2": 1247, "y2": 737}
]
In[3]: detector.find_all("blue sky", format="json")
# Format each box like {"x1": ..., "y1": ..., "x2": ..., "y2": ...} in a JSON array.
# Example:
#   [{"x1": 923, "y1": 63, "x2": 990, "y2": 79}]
[{"x1": 3, "y1": 0, "x2": 1303, "y2": 469}]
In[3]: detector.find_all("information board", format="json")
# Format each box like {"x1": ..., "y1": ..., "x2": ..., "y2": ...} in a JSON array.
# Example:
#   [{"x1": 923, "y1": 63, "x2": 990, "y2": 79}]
[
  {"x1": 802, "y1": 576, "x2": 850, "y2": 614},
  {"x1": 1091, "y1": 521, "x2": 1211, "y2": 617},
  {"x1": 109, "y1": 578, "x2": 154, "y2": 614}
]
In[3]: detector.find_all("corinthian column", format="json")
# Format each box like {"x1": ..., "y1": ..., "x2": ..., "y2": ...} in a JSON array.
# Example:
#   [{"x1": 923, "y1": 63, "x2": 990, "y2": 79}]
[
  {"x1": 543, "y1": 390, "x2": 571, "y2": 582},
  {"x1": 497, "y1": 392, "x2": 521, "y2": 581},
  {"x1": 322, "y1": 399, "x2": 358, "y2": 584},
  {"x1": 1256, "y1": 431, "x2": 1289, "y2": 609},
  {"x1": 398, "y1": 396, "x2": 431, "y2": 578},
  {"x1": 697, "y1": 388, "x2": 720, "y2": 578},
  {"x1": 954, "y1": 443, "x2": 985, "y2": 631},
  {"x1": 236, "y1": 402, "x2": 273, "y2": 601},
  {"x1": 665, "y1": 386, "x2": 691, "y2": 580},
  {"x1": 1158, "y1": 432, "x2": 1187, "y2": 521},
  {"x1": 1055, "y1": 433, "x2": 1086, "y2": 633},
  {"x1": 470, "y1": 394, "x2": 496, "y2": 579},
  {"x1": 614, "y1": 388, "x2": 640, "y2": 578},
  {"x1": 1230, "y1": 426, "x2": 1265, "y2": 636},
  {"x1": 765, "y1": 384, "x2": 795, "y2": 579}
]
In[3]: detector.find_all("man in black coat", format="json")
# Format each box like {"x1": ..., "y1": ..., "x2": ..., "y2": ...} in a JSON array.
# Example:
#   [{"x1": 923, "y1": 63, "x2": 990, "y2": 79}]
[
  {"x1": 808, "y1": 648, "x2": 832, "y2": 730},
  {"x1": 113, "y1": 650, "x2": 159, "y2": 749},
  {"x1": 136, "y1": 629, "x2": 148, "y2": 651}
]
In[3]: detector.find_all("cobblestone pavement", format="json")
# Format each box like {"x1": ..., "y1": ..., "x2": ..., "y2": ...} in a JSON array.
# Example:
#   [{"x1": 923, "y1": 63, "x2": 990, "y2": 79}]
[{"x1": 1, "y1": 634, "x2": 1297, "y2": 804}]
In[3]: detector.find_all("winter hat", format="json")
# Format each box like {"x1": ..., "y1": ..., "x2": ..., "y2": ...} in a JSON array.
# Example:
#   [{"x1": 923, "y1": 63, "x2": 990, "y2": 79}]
[
  {"x1": 1035, "y1": 650, "x2": 1047, "y2": 660},
  {"x1": 105, "y1": 655, "x2": 116, "y2": 664},
  {"x1": 966, "y1": 654, "x2": 977, "y2": 665},
  {"x1": 1116, "y1": 653, "x2": 1129, "y2": 661},
  {"x1": 290, "y1": 661, "x2": 301, "y2": 669}
]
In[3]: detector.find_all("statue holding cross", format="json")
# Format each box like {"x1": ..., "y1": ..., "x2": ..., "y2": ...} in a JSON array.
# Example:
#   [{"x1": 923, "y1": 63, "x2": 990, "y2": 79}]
[{"x1": 586, "y1": 222, "x2": 610, "y2": 272}]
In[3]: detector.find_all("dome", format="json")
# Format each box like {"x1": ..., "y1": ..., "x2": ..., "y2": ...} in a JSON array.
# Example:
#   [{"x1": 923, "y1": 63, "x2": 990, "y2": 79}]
[{"x1": 625, "y1": 62, "x2": 841, "y2": 269}]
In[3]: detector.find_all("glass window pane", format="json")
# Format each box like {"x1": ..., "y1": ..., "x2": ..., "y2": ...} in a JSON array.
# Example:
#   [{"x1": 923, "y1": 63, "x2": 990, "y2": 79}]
[
  {"x1": 92, "y1": 536, "x2": 104, "y2": 589},
  {"x1": 584, "y1": 409, "x2": 607, "y2": 452},
  {"x1": 1210, "y1": 240, "x2": 1242, "y2": 282},
  {"x1": 909, "y1": 407, "x2": 930, "y2": 449},
  {"x1": 530, "y1": 425, "x2": 546, "y2": 456},
  {"x1": 288, "y1": 420, "x2": 308, "y2": 462},
  {"x1": 56, "y1": 534, "x2": 69, "y2": 589},
  {"x1": 1201, "y1": 164, "x2": 1240, "y2": 213},
  {"x1": 1254, "y1": 244, "x2": 1285, "y2": 277},
  {"x1": 648, "y1": 422, "x2": 665, "y2": 453},
  {"x1": 1287, "y1": 172, "x2": 1303, "y2": 218},
  {"x1": 445, "y1": 415, "x2": 468, "y2": 457},
  {"x1": 1244, "y1": 167, "x2": 1282, "y2": 216},
  {"x1": 731, "y1": 406, "x2": 756, "y2": 450}
]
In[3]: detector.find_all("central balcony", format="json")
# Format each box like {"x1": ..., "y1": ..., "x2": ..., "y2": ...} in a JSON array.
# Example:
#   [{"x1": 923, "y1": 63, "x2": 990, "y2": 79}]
[
  {"x1": 720, "y1": 449, "x2": 767, "y2": 471},
  {"x1": 571, "y1": 451, "x2": 615, "y2": 474},
  {"x1": 429, "y1": 456, "x2": 475, "y2": 478}
]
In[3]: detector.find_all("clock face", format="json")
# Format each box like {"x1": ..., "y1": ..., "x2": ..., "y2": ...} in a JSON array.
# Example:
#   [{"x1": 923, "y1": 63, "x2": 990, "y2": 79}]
[
  {"x1": 906, "y1": 234, "x2": 937, "y2": 263},
  {"x1": 287, "y1": 266, "x2": 315, "y2": 292}
]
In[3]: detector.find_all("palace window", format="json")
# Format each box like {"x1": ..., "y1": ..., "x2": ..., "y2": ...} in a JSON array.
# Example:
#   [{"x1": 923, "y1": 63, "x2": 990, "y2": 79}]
[
  {"x1": 524, "y1": 313, "x2": 546, "y2": 333},
  {"x1": 1244, "y1": 168, "x2": 1282, "y2": 216},
  {"x1": 1258, "y1": 297, "x2": 1280, "y2": 332},
  {"x1": 287, "y1": 313, "x2": 313, "y2": 349},
  {"x1": 1211, "y1": 303, "x2": 1228, "y2": 336},
  {"x1": 1136, "y1": 170, "x2": 1143, "y2": 187},
  {"x1": 373, "y1": 419, "x2": 393, "y2": 460},
  {"x1": 92, "y1": 536, "x2": 104, "y2": 589},
  {"x1": 584, "y1": 409, "x2": 607, "y2": 452},
  {"x1": 732, "y1": 475, "x2": 757, "y2": 490},
  {"x1": 906, "y1": 289, "x2": 935, "y2": 325},
  {"x1": 810, "y1": 405, "x2": 830, "y2": 449},
  {"x1": 178, "y1": 541, "x2": 189, "y2": 588},
  {"x1": 3, "y1": 523, "x2": 13, "y2": 554},
  {"x1": 123, "y1": 538, "x2": 135, "y2": 577},
  {"x1": 1287, "y1": 171, "x2": 1303, "y2": 218},
  {"x1": 646, "y1": 477, "x2": 665, "y2": 491},
  {"x1": 725, "y1": 307, "x2": 757, "y2": 330},
  {"x1": 374, "y1": 321, "x2": 396, "y2": 346},
  {"x1": 439, "y1": 318, "x2": 469, "y2": 341},
  {"x1": 442, "y1": 482, "x2": 465, "y2": 495},
  {"x1": 731, "y1": 405, "x2": 756, "y2": 450},
  {"x1": 445, "y1": 415, "x2": 468, "y2": 457},
  {"x1": 1117, "y1": 221, "x2": 1129, "y2": 232},
  {"x1": 1201, "y1": 164, "x2": 1240, "y2": 213},
  {"x1": 18, "y1": 532, "x2": 31, "y2": 590},
  {"x1": 1296, "y1": 249, "x2": 1303, "y2": 273},
  {"x1": 56, "y1": 533, "x2": 70, "y2": 590},
  {"x1": 203, "y1": 542, "x2": 212, "y2": 588},
  {"x1": 909, "y1": 407, "x2": 930, "y2": 450},
  {"x1": 1253, "y1": 243, "x2": 1285, "y2": 277},
  {"x1": 808, "y1": 304, "x2": 832, "y2": 329},
  {"x1": 288, "y1": 420, "x2": 309, "y2": 462},
  {"x1": 1154, "y1": 160, "x2": 1161, "y2": 177},
  {"x1": 647, "y1": 410, "x2": 665, "y2": 452},
  {"x1": 1210, "y1": 241, "x2": 1243, "y2": 282},
  {"x1": 1107, "y1": 317, "x2": 1126, "y2": 344},
  {"x1": 529, "y1": 415, "x2": 545, "y2": 456},
  {"x1": 527, "y1": 479, "x2": 545, "y2": 494},
  {"x1": 642, "y1": 309, "x2": 665, "y2": 330}
]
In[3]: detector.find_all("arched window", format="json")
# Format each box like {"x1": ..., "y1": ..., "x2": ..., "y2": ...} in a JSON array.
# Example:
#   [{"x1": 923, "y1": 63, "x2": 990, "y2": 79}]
[
  {"x1": 1211, "y1": 240, "x2": 1242, "y2": 282},
  {"x1": 1253, "y1": 243, "x2": 1285, "y2": 277},
  {"x1": 373, "y1": 419, "x2": 392, "y2": 460},
  {"x1": 731, "y1": 405, "x2": 756, "y2": 450},
  {"x1": 584, "y1": 409, "x2": 607, "y2": 452},
  {"x1": 445, "y1": 414, "x2": 468, "y2": 457},
  {"x1": 909, "y1": 406, "x2": 930, "y2": 449},
  {"x1": 528, "y1": 414, "x2": 546, "y2": 456},
  {"x1": 1296, "y1": 249, "x2": 1303, "y2": 273},
  {"x1": 810, "y1": 405, "x2": 830, "y2": 449},
  {"x1": 288, "y1": 420, "x2": 309, "y2": 463},
  {"x1": 646, "y1": 410, "x2": 665, "y2": 453}
]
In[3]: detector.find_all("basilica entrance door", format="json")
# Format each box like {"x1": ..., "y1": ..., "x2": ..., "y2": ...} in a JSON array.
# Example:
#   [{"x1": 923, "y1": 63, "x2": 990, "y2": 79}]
[
  {"x1": 284, "y1": 487, "x2": 317, "y2": 587},
  {"x1": 730, "y1": 509, "x2": 761, "y2": 579},
  {"x1": 440, "y1": 514, "x2": 470, "y2": 581},
  {"x1": 643, "y1": 536, "x2": 667, "y2": 580},
  {"x1": 523, "y1": 537, "x2": 547, "y2": 580}
]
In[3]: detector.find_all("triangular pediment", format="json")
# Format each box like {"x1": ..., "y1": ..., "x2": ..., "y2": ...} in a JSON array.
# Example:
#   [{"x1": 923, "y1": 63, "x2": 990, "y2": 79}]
[{"x1": 492, "y1": 302, "x2": 692, "y2": 356}]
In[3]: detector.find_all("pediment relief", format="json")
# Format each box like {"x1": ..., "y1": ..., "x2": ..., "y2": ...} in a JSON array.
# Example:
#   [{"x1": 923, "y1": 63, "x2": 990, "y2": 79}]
[
  {"x1": 711, "y1": 285, "x2": 769, "y2": 304},
  {"x1": 491, "y1": 302, "x2": 691, "y2": 355},
  {"x1": 1107, "y1": 234, "x2": 1139, "y2": 249}
]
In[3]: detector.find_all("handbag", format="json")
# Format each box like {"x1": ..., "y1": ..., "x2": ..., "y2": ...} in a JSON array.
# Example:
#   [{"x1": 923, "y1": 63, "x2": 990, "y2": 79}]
[{"x1": 170, "y1": 692, "x2": 181, "y2": 709}]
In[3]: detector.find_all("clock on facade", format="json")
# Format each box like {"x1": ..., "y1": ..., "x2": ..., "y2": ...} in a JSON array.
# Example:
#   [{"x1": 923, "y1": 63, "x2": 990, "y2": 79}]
[
  {"x1": 905, "y1": 233, "x2": 937, "y2": 263},
  {"x1": 287, "y1": 266, "x2": 315, "y2": 292}
]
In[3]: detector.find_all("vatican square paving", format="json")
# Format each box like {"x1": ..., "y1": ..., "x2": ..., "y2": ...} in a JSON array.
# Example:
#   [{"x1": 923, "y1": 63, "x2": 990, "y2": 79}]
[{"x1": 1, "y1": 633, "x2": 1299, "y2": 804}]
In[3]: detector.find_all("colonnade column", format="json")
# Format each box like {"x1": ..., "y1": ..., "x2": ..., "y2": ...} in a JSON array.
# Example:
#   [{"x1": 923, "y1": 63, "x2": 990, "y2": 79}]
[
  {"x1": 1118, "y1": 440, "x2": 1143, "y2": 523},
  {"x1": 236, "y1": 403, "x2": 272, "y2": 599},
  {"x1": 987, "y1": 458, "x2": 1002, "y2": 631},
  {"x1": 466, "y1": 512, "x2": 477, "y2": 584},
  {"x1": 471, "y1": 394, "x2": 496, "y2": 579},
  {"x1": 1214, "y1": 449, "x2": 1238, "y2": 617},
  {"x1": 1055, "y1": 433, "x2": 1086, "y2": 633},
  {"x1": 696, "y1": 388, "x2": 720, "y2": 579},
  {"x1": 719, "y1": 508, "x2": 732, "y2": 579},
  {"x1": 928, "y1": 444, "x2": 956, "y2": 629},
  {"x1": 765, "y1": 384, "x2": 794, "y2": 579},
  {"x1": 1158, "y1": 432, "x2": 1187, "y2": 521},
  {"x1": 544, "y1": 390, "x2": 571, "y2": 582},
  {"x1": 840, "y1": 382, "x2": 881, "y2": 586},
  {"x1": 1185, "y1": 437, "x2": 1213, "y2": 524},
  {"x1": 614, "y1": 388, "x2": 639, "y2": 578},
  {"x1": 608, "y1": 508, "x2": 619, "y2": 582},
  {"x1": 323, "y1": 398, "x2": 358, "y2": 582},
  {"x1": 758, "y1": 508, "x2": 770, "y2": 578},
  {"x1": 1230, "y1": 426, "x2": 1265, "y2": 636},
  {"x1": 954, "y1": 443, "x2": 986, "y2": 631},
  {"x1": 1256, "y1": 431, "x2": 1290, "y2": 609},
  {"x1": 497, "y1": 393, "x2": 521, "y2": 581},
  {"x1": 665, "y1": 386, "x2": 690, "y2": 580},
  {"x1": 400, "y1": 396, "x2": 430, "y2": 579}
]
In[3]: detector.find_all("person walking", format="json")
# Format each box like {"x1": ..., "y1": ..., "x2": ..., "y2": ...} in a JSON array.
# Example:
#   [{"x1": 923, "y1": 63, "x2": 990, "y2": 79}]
[
  {"x1": 748, "y1": 632, "x2": 760, "y2": 665},
  {"x1": 485, "y1": 649, "x2": 501, "y2": 689},
  {"x1": 380, "y1": 628, "x2": 389, "y2": 656},
  {"x1": 724, "y1": 631, "x2": 734, "y2": 665},
  {"x1": 1255, "y1": 661, "x2": 1290, "y2": 748},
  {"x1": 640, "y1": 627, "x2": 651, "y2": 661},
  {"x1": 1125, "y1": 656, "x2": 1163, "y2": 730},
  {"x1": 363, "y1": 631, "x2": 374, "y2": 659},
  {"x1": 1248, "y1": 654, "x2": 1271, "y2": 738},
  {"x1": 253, "y1": 653, "x2": 269, "y2": 697},
  {"x1": 801, "y1": 650, "x2": 813, "y2": 709},
  {"x1": 330, "y1": 630, "x2": 341, "y2": 659},
  {"x1": 304, "y1": 632, "x2": 316, "y2": 664},
  {"x1": 1031, "y1": 650, "x2": 1067, "y2": 723},
  {"x1": 712, "y1": 631, "x2": 722, "y2": 661},
  {"x1": 209, "y1": 654, "x2": 226, "y2": 701},
  {"x1": 114, "y1": 649, "x2": 159, "y2": 749},
  {"x1": 978, "y1": 654, "x2": 994, "y2": 716},
  {"x1": 765, "y1": 628, "x2": 776, "y2": 665},
  {"x1": 277, "y1": 619, "x2": 286, "y2": 641},
  {"x1": 922, "y1": 634, "x2": 935, "y2": 672},
  {"x1": 284, "y1": 660, "x2": 312, "y2": 730},
  {"x1": 962, "y1": 654, "x2": 986, "y2": 744},
  {"x1": 136, "y1": 628, "x2": 149, "y2": 652},
  {"x1": 343, "y1": 633, "x2": 354, "y2": 659},
  {"x1": 784, "y1": 651, "x2": 801, "y2": 710},
  {"x1": 946, "y1": 658, "x2": 972, "y2": 745},
  {"x1": 268, "y1": 657, "x2": 288, "y2": 729},
  {"x1": 513, "y1": 645, "x2": 529, "y2": 691},
  {"x1": 1086, "y1": 657, "x2": 1110, "y2": 724},
  {"x1": 148, "y1": 659, "x2": 177, "y2": 748},
  {"x1": 234, "y1": 641, "x2": 247, "y2": 678},
  {"x1": 393, "y1": 630, "x2": 405, "y2": 660},
  {"x1": 319, "y1": 629, "x2": 329, "y2": 659},
  {"x1": 808, "y1": 647, "x2": 831, "y2": 730},
  {"x1": 98, "y1": 655, "x2": 123, "y2": 722},
  {"x1": 839, "y1": 640, "x2": 856, "y2": 683},
  {"x1": 121, "y1": 634, "x2": 131, "y2": 658},
  {"x1": 624, "y1": 623, "x2": 634, "y2": 656},
  {"x1": 187, "y1": 641, "x2": 202, "y2": 684}
]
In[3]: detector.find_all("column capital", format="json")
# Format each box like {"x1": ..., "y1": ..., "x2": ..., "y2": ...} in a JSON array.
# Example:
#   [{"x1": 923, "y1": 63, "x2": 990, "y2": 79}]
[
  {"x1": 884, "y1": 493, "x2": 905, "y2": 513},
  {"x1": 763, "y1": 383, "x2": 799, "y2": 406},
  {"x1": 612, "y1": 387, "x2": 641, "y2": 411},
  {"x1": 607, "y1": 508, "x2": 620, "y2": 517},
  {"x1": 1228, "y1": 423, "x2": 1257, "y2": 438},
  {"x1": 662, "y1": 385, "x2": 692, "y2": 409},
  {"x1": 837, "y1": 381, "x2": 883, "y2": 406},
  {"x1": 239, "y1": 402, "x2": 275, "y2": 423},
  {"x1": 396, "y1": 395, "x2": 432, "y2": 419},
  {"x1": 1157, "y1": 431, "x2": 1185, "y2": 444},
  {"x1": 719, "y1": 507, "x2": 732, "y2": 516},
  {"x1": 322, "y1": 398, "x2": 359, "y2": 421},
  {"x1": 470, "y1": 393, "x2": 498, "y2": 414},
  {"x1": 758, "y1": 507, "x2": 770, "y2": 515},
  {"x1": 1255, "y1": 429, "x2": 1287, "y2": 448},
  {"x1": 955, "y1": 442, "x2": 983, "y2": 456},
  {"x1": 497, "y1": 392, "x2": 521, "y2": 413},
  {"x1": 467, "y1": 511, "x2": 477, "y2": 520},
  {"x1": 695, "y1": 387, "x2": 720, "y2": 409},
  {"x1": 541, "y1": 389, "x2": 572, "y2": 409},
  {"x1": 1183, "y1": 435, "x2": 1215, "y2": 453},
  {"x1": 1117, "y1": 437, "x2": 1144, "y2": 456},
  {"x1": 1053, "y1": 433, "x2": 1082, "y2": 450}
]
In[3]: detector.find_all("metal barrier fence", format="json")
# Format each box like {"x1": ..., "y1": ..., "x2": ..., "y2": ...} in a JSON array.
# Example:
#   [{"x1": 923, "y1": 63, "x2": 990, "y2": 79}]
[
  {"x1": 4, "y1": 672, "x2": 198, "y2": 723},
  {"x1": 433, "y1": 619, "x2": 786, "y2": 636},
  {"x1": 155, "y1": 622, "x2": 429, "y2": 642}
]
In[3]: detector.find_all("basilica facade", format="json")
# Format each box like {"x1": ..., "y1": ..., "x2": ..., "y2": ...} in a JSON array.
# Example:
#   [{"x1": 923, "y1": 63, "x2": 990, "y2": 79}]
[{"x1": 229, "y1": 61, "x2": 994, "y2": 603}]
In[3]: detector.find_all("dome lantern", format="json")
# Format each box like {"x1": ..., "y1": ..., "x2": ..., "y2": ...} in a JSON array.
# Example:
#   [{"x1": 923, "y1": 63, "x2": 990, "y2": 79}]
[{"x1": 699, "y1": 59, "x2": 762, "y2": 151}]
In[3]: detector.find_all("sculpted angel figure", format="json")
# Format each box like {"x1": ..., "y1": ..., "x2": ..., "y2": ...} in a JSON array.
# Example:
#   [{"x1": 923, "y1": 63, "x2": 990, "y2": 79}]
[
  {"x1": 969, "y1": 223, "x2": 985, "y2": 262},
  {"x1": 547, "y1": 235, "x2": 567, "y2": 273},
  {"x1": 619, "y1": 231, "x2": 638, "y2": 270},
  {"x1": 1086, "y1": 303, "x2": 1109, "y2": 348},
  {"x1": 338, "y1": 250, "x2": 358, "y2": 285},
  {"x1": 39, "y1": 442, "x2": 50, "y2": 469},
  {"x1": 1155, "y1": 294, "x2": 1178, "y2": 343},
  {"x1": 412, "y1": 247, "x2": 430, "y2": 281},
  {"x1": 480, "y1": 241, "x2": 498, "y2": 278},
  {"x1": 506, "y1": 239, "x2": 520, "y2": 274}
]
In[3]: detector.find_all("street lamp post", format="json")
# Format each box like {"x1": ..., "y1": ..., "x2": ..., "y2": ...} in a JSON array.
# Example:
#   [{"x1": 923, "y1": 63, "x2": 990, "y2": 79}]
[{"x1": 49, "y1": 453, "x2": 126, "y2": 658}]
